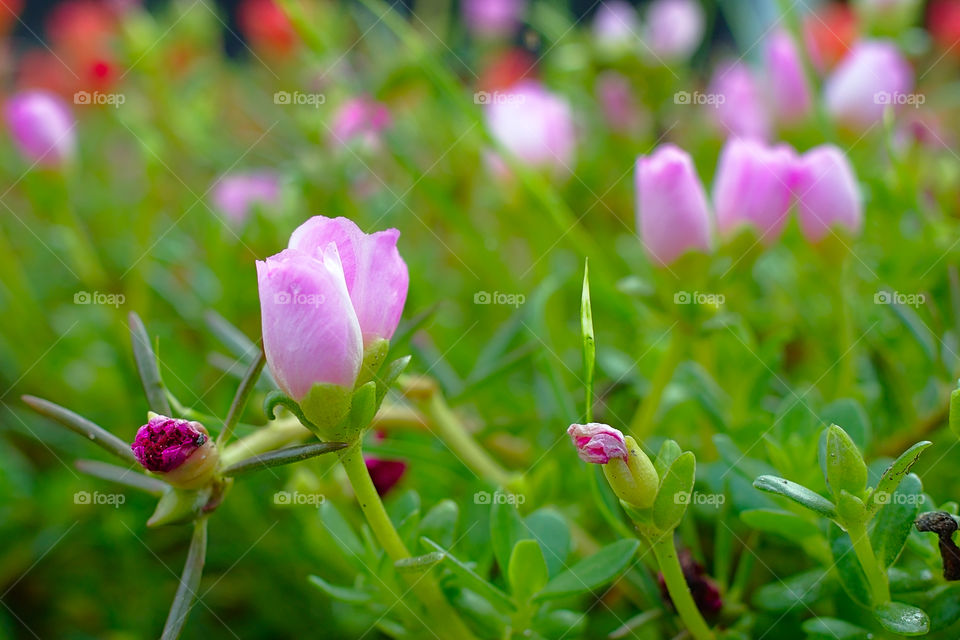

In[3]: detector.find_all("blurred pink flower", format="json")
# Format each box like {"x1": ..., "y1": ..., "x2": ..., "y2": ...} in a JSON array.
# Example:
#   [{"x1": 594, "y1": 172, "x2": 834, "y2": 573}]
[
  {"x1": 708, "y1": 61, "x2": 771, "y2": 141},
  {"x1": 792, "y1": 145, "x2": 863, "y2": 243},
  {"x1": 712, "y1": 138, "x2": 797, "y2": 242},
  {"x1": 462, "y1": 0, "x2": 526, "y2": 37},
  {"x1": 330, "y1": 97, "x2": 391, "y2": 149},
  {"x1": 645, "y1": 0, "x2": 705, "y2": 61},
  {"x1": 593, "y1": 1, "x2": 640, "y2": 50},
  {"x1": 211, "y1": 171, "x2": 281, "y2": 224},
  {"x1": 484, "y1": 81, "x2": 575, "y2": 171},
  {"x1": 635, "y1": 144, "x2": 713, "y2": 266},
  {"x1": 824, "y1": 40, "x2": 914, "y2": 131},
  {"x1": 764, "y1": 30, "x2": 812, "y2": 125},
  {"x1": 4, "y1": 90, "x2": 76, "y2": 167},
  {"x1": 596, "y1": 71, "x2": 641, "y2": 134},
  {"x1": 567, "y1": 423, "x2": 628, "y2": 464}
]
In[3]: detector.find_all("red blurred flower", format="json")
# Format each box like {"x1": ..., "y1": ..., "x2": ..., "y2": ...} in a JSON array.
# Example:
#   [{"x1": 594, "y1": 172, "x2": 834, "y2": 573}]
[
  {"x1": 40, "y1": 0, "x2": 122, "y2": 95},
  {"x1": 0, "y1": 0, "x2": 23, "y2": 36},
  {"x1": 929, "y1": 0, "x2": 960, "y2": 58},
  {"x1": 238, "y1": 0, "x2": 298, "y2": 58},
  {"x1": 803, "y1": 3, "x2": 859, "y2": 71},
  {"x1": 478, "y1": 48, "x2": 537, "y2": 93}
]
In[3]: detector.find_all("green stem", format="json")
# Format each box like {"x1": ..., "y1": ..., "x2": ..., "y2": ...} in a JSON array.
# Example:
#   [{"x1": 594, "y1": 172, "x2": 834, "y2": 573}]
[
  {"x1": 419, "y1": 392, "x2": 513, "y2": 487},
  {"x1": 338, "y1": 442, "x2": 479, "y2": 640},
  {"x1": 650, "y1": 534, "x2": 715, "y2": 640},
  {"x1": 832, "y1": 258, "x2": 854, "y2": 398},
  {"x1": 846, "y1": 520, "x2": 891, "y2": 605},
  {"x1": 629, "y1": 332, "x2": 684, "y2": 441}
]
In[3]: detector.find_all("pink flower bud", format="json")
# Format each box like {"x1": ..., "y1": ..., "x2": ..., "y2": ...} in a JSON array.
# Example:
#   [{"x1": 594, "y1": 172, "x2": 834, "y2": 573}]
[
  {"x1": 330, "y1": 97, "x2": 391, "y2": 149},
  {"x1": 567, "y1": 423, "x2": 628, "y2": 464},
  {"x1": 708, "y1": 62, "x2": 771, "y2": 141},
  {"x1": 825, "y1": 40, "x2": 914, "y2": 131},
  {"x1": 484, "y1": 81, "x2": 576, "y2": 171},
  {"x1": 712, "y1": 138, "x2": 797, "y2": 242},
  {"x1": 211, "y1": 171, "x2": 281, "y2": 225},
  {"x1": 644, "y1": 0, "x2": 705, "y2": 61},
  {"x1": 132, "y1": 416, "x2": 219, "y2": 489},
  {"x1": 792, "y1": 145, "x2": 863, "y2": 243},
  {"x1": 5, "y1": 90, "x2": 76, "y2": 167},
  {"x1": 635, "y1": 144, "x2": 713, "y2": 266},
  {"x1": 257, "y1": 246, "x2": 363, "y2": 399},
  {"x1": 596, "y1": 71, "x2": 642, "y2": 134},
  {"x1": 288, "y1": 216, "x2": 409, "y2": 346},
  {"x1": 462, "y1": 0, "x2": 526, "y2": 38},
  {"x1": 764, "y1": 30, "x2": 812, "y2": 125},
  {"x1": 365, "y1": 457, "x2": 407, "y2": 495}
]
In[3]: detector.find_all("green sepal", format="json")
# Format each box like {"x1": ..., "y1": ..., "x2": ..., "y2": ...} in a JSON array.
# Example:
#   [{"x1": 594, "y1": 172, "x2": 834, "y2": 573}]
[
  {"x1": 654, "y1": 439, "x2": 682, "y2": 479},
  {"x1": 299, "y1": 383, "x2": 354, "y2": 441},
  {"x1": 375, "y1": 355, "x2": 412, "y2": 404},
  {"x1": 652, "y1": 451, "x2": 696, "y2": 532},
  {"x1": 349, "y1": 381, "x2": 378, "y2": 432},
  {"x1": 263, "y1": 390, "x2": 319, "y2": 431},
  {"x1": 148, "y1": 487, "x2": 211, "y2": 527},
  {"x1": 836, "y1": 490, "x2": 867, "y2": 525},
  {"x1": 824, "y1": 424, "x2": 868, "y2": 498},
  {"x1": 357, "y1": 338, "x2": 389, "y2": 386}
]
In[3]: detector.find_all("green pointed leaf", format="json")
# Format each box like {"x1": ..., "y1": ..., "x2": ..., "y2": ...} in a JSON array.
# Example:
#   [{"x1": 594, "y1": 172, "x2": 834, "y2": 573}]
[
  {"x1": 222, "y1": 442, "x2": 349, "y2": 476},
  {"x1": 418, "y1": 500, "x2": 458, "y2": 549},
  {"x1": 888, "y1": 301, "x2": 936, "y2": 362},
  {"x1": 654, "y1": 439, "x2": 683, "y2": 479},
  {"x1": 534, "y1": 538, "x2": 639, "y2": 601},
  {"x1": 308, "y1": 575, "x2": 371, "y2": 604},
  {"x1": 509, "y1": 539, "x2": 549, "y2": 602},
  {"x1": 160, "y1": 518, "x2": 207, "y2": 640},
  {"x1": 349, "y1": 382, "x2": 377, "y2": 431},
  {"x1": 870, "y1": 441, "x2": 932, "y2": 515},
  {"x1": 653, "y1": 452, "x2": 695, "y2": 532},
  {"x1": 395, "y1": 551, "x2": 444, "y2": 574},
  {"x1": 753, "y1": 475, "x2": 838, "y2": 519},
  {"x1": 524, "y1": 508, "x2": 571, "y2": 578},
  {"x1": 376, "y1": 356, "x2": 412, "y2": 404},
  {"x1": 420, "y1": 537, "x2": 514, "y2": 613},
  {"x1": 75, "y1": 459, "x2": 168, "y2": 495},
  {"x1": 490, "y1": 497, "x2": 527, "y2": 574},
  {"x1": 871, "y1": 473, "x2": 922, "y2": 568},
  {"x1": 217, "y1": 351, "x2": 265, "y2": 445},
  {"x1": 801, "y1": 617, "x2": 871, "y2": 639},
  {"x1": 129, "y1": 312, "x2": 172, "y2": 416},
  {"x1": 23, "y1": 395, "x2": 136, "y2": 463},
  {"x1": 873, "y1": 601, "x2": 930, "y2": 636}
]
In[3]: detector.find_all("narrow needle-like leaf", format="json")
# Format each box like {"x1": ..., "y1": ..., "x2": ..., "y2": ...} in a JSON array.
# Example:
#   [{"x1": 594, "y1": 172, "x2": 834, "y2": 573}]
[
  {"x1": 129, "y1": 312, "x2": 172, "y2": 416},
  {"x1": 75, "y1": 459, "x2": 168, "y2": 495},
  {"x1": 161, "y1": 517, "x2": 208, "y2": 640},
  {"x1": 221, "y1": 441, "x2": 349, "y2": 476},
  {"x1": 217, "y1": 351, "x2": 266, "y2": 446},
  {"x1": 23, "y1": 395, "x2": 136, "y2": 463}
]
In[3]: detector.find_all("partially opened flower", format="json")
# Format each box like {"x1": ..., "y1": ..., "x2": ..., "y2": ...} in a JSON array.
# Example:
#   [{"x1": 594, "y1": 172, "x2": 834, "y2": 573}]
[
  {"x1": 484, "y1": 81, "x2": 576, "y2": 172},
  {"x1": 824, "y1": 40, "x2": 914, "y2": 131},
  {"x1": 5, "y1": 91, "x2": 76, "y2": 167},
  {"x1": 713, "y1": 138, "x2": 797, "y2": 242},
  {"x1": 132, "y1": 415, "x2": 219, "y2": 489},
  {"x1": 288, "y1": 216, "x2": 409, "y2": 347},
  {"x1": 792, "y1": 144, "x2": 863, "y2": 243},
  {"x1": 707, "y1": 61, "x2": 770, "y2": 141},
  {"x1": 644, "y1": 0, "x2": 705, "y2": 61},
  {"x1": 764, "y1": 30, "x2": 812, "y2": 125},
  {"x1": 568, "y1": 423, "x2": 627, "y2": 464},
  {"x1": 568, "y1": 423, "x2": 659, "y2": 508},
  {"x1": 635, "y1": 144, "x2": 712, "y2": 266},
  {"x1": 211, "y1": 171, "x2": 281, "y2": 225}
]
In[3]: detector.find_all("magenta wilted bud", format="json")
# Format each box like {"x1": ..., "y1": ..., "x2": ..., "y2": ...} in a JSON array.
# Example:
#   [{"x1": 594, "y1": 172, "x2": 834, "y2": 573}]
[
  {"x1": 644, "y1": 0, "x2": 705, "y2": 61},
  {"x1": 211, "y1": 171, "x2": 281, "y2": 225},
  {"x1": 764, "y1": 30, "x2": 812, "y2": 125},
  {"x1": 330, "y1": 97, "x2": 391, "y2": 150},
  {"x1": 132, "y1": 415, "x2": 219, "y2": 489},
  {"x1": 462, "y1": 0, "x2": 526, "y2": 38},
  {"x1": 636, "y1": 144, "x2": 712, "y2": 266},
  {"x1": 712, "y1": 138, "x2": 797, "y2": 242},
  {"x1": 825, "y1": 40, "x2": 914, "y2": 131},
  {"x1": 5, "y1": 90, "x2": 76, "y2": 167},
  {"x1": 288, "y1": 215, "x2": 409, "y2": 347},
  {"x1": 708, "y1": 62, "x2": 771, "y2": 141},
  {"x1": 568, "y1": 423, "x2": 628, "y2": 464},
  {"x1": 792, "y1": 145, "x2": 863, "y2": 243},
  {"x1": 484, "y1": 81, "x2": 576, "y2": 172},
  {"x1": 257, "y1": 245, "x2": 364, "y2": 401}
]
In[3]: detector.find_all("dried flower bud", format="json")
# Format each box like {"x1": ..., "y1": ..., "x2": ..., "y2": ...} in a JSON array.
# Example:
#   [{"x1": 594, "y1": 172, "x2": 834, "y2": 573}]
[{"x1": 131, "y1": 415, "x2": 219, "y2": 489}]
